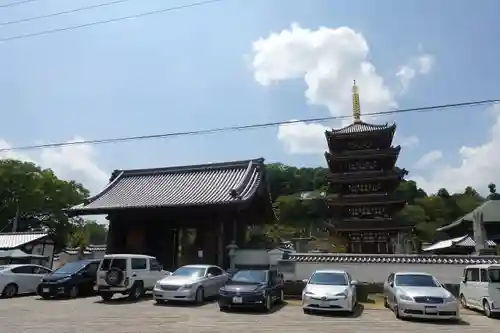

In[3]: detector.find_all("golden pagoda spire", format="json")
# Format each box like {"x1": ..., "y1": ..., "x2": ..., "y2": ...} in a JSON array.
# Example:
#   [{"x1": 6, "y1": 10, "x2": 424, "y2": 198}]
[{"x1": 352, "y1": 80, "x2": 361, "y2": 123}]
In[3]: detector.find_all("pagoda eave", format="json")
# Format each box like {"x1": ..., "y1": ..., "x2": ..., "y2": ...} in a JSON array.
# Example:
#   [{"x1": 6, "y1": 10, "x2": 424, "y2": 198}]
[
  {"x1": 325, "y1": 150, "x2": 400, "y2": 162},
  {"x1": 327, "y1": 169, "x2": 408, "y2": 183},
  {"x1": 326, "y1": 198, "x2": 407, "y2": 206},
  {"x1": 326, "y1": 146, "x2": 401, "y2": 158}
]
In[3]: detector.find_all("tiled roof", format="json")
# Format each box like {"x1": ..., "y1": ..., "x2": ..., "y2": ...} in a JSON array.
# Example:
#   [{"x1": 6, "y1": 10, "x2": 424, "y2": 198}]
[
  {"x1": 326, "y1": 121, "x2": 396, "y2": 136},
  {"x1": 423, "y1": 235, "x2": 496, "y2": 252},
  {"x1": 63, "y1": 244, "x2": 107, "y2": 254},
  {"x1": 325, "y1": 146, "x2": 401, "y2": 161},
  {"x1": 0, "y1": 232, "x2": 48, "y2": 249},
  {"x1": 438, "y1": 200, "x2": 500, "y2": 232},
  {"x1": 286, "y1": 253, "x2": 500, "y2": 264},
  {"x1": 68, "y1": 158, "x2": 269, "y2": 214}
]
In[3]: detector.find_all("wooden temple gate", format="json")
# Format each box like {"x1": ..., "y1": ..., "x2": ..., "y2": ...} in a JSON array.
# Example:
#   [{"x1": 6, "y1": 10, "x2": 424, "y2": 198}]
[{"x1": 67, "y1": 158, "x2": 274, "y2": 270}]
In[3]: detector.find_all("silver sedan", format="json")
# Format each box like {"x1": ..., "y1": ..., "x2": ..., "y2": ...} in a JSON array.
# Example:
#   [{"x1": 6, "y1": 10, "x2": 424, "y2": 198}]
[
  {"x1": 153, "y1": 265, "x2": 229, "y2": 304},
  {"x1": 383, "y1": 272, "x2": 459, "y2": 320}
]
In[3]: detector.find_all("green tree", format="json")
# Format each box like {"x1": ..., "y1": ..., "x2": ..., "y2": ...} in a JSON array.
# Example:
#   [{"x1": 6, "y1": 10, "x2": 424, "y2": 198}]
[{"x1": 0, "y1": 159, "x2": 89, "y2": 250}]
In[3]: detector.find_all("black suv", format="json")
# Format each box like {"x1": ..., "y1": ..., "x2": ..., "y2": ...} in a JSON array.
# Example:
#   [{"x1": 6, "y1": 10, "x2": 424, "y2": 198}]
[
  {"x1": 218, "y1": 269, "x2": 284, "y2": 312},
  {"x1": 37, "y1": 259, "x2": 101, "y2": 299}
]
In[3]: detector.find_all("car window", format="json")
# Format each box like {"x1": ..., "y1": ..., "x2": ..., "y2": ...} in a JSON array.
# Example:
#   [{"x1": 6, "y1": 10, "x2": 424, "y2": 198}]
[
  {"x1": 480, "y1": 269, "x2": 488, "y2": 282},
  {"x1": 86, "y1": 263, "x2": 99, "y2": 276},
  {"x1": 33, "y1": 266, "x2": 51, "y2": 275},
  {"x1": 150, "y1": 259, "x2": 161, "y2": 271},
  {"x1": 395, "y1": 274, "x2": 438, "y2": 287},
  {"x1": 171, "y1": 266, "x2": 206, "y2": 278},
  {"x1": 100, "y1": 258, "x2": 127, "y2": 271},
  {"x1": 11, "y1": 266, "x2": 33, "y2": 274},
  {"x1": 309, "y1": 272, "x2": 347, "y2": 286},
  {"x1": 488, "y1": 268, "x2": 500, "y2": 283},
  {"x1": 231, "y1": 270, "x2": 267, "y2": 283},
  {"x1": 466, "y1": 268, "x2": 480, "y2": 282},
  {"x1": 131, "y1": 258, "x2": 147, "y2": 270},
  {"x1": 207, "y1": 267, "x2": 222, "y2": 276}
]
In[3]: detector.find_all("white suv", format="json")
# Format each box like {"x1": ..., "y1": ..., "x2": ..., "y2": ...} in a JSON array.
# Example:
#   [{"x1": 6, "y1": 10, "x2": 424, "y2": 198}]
[{"x1": 96, "y1": 254, "x2": 170, "y2": 301}]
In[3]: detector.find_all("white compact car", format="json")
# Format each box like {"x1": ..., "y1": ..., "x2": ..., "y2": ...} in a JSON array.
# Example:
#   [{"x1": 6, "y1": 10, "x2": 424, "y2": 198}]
[
  {"x1": 0, "y1": 264, "x2": 52, "y2": 298},
  {"x1": 460, "y1": 264, "x2": 500, "y2": 318},
  {"x1": 302, "y1": 270, "x2": 357, "y2": 314},
  {"x1": 384, "y1": 272, "x2": 459, "y2": 320},
  {"x1": 96, "y1": 254, "x2": 170, "y2": 301},
  {"x1": 153, "y1": 265, "x2": 229, "y2": 304}
]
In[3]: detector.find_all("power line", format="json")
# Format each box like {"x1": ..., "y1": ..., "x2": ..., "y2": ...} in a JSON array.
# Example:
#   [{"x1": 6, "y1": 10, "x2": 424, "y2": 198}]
[
  {"x1": 0, "y1": 0, "x2": 224, "y2": 43},
  {"x1": 0, "y1": 0, "x2": 37, "y2": 8},
  {"x1": 0, "y1": 99, "x2": 498, "y2": 153},
  {"x1": 0, "y1": 0, "x2": 138, "y2": 27}
]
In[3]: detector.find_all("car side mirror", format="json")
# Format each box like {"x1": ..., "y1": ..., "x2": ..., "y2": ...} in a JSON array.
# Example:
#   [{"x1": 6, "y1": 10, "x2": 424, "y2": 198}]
[
  {"x1": 302, "y1": 279, "x2": 308, "y2": 284},
  {"x1": 390, "y1": 282, "x2": 394, "y2": 288},
  {"x1": 351, "y1": 280, "x2": 358, "y2": 286},
  {"x1": 207, "y1": 273, "x2": 214, "y2": 278}
]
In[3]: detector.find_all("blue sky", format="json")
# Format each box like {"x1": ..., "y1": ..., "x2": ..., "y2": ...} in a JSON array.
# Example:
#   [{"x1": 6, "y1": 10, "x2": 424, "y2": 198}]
[{"x1": 1, "y1": 0, "x2": 500, "y2": 198}]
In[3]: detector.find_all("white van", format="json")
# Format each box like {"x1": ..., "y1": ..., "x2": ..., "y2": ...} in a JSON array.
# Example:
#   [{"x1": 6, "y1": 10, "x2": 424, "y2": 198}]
[{"x1": 459, "y1": 264, "x2": 500, "y2": 318}]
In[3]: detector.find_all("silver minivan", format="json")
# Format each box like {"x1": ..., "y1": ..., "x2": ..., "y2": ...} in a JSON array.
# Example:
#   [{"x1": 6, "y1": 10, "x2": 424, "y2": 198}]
[{"x1": 459, "y1": 264, "x2": 500, "y2": 318}]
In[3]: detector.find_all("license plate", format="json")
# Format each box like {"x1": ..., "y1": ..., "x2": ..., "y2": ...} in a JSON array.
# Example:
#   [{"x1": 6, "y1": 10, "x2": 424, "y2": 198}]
[
  {"x1": 320, "y1": 301, "x2": 329, "y2": 307},
  {"x1": 425, "y1": 306, "x2": 437, "y2": 314},
  {"x1": 232, "y1": 296, "x2": 242, "y2": 304},
  {"x1": 42, "y1": 288, "x2": 49, "y2": 293}
]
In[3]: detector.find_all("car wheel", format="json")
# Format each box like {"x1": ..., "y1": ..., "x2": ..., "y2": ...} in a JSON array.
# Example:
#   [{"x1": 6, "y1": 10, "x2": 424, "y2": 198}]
[
  {"x1": 41, "y1": 294, "x2": 51, "y2": 300},
  {"x1": 394, "y1": 302, "x2": 401, "y2": 319},
  {"x1": 384, "y1": 296, "x2": 389, "y2": 308},
  {"x1": 68, "y1": 285, "x2": 79, "y2": 298},
  {"x1": 483, "y1": 300, "x2": 493, "y2": 318},
  {"x1": 195, "y1": 287, "x2": 204, "y2": 304},
  {"x1": 1, "y1": 283, "x2": 18, "y2": 298},
  {"x1": 100, "y1": 292, "x2": 113, "y2": 301},
  {"x1": 460, "y1": 294, "x2": 468, "y2": 309},
  {"x1": 128, "y1": 282, "x2": 143, "y2": 301},
  {"x1": 303, "y1": 308, "x2": 312, "y2": 315}
]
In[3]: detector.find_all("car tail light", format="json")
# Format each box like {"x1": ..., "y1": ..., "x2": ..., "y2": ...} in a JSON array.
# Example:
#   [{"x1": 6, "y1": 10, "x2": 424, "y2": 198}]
[{"x1": 124, "y1": 278, "x2": 129, "y2": 287}]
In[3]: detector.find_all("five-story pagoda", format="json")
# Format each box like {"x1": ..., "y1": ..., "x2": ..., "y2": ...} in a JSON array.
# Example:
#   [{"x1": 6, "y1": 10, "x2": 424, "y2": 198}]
[{"x1": 324, "y1": 81, "x2": 412, "y2": 254}]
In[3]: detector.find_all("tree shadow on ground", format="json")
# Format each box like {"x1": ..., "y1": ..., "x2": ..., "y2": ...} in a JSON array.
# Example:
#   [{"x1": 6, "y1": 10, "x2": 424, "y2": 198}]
[{"x1": 94, "y1": 293, "x2": 155, "y2": 305}]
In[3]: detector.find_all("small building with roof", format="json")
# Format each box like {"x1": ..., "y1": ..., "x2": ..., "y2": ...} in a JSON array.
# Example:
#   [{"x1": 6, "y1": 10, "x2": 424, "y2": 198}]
[
  {"x1": 0, "y1": 231, "x2": 54, "y2": 267},
  {"x1": 66, "y1": 158, "x2": 275, "y2": 270}
]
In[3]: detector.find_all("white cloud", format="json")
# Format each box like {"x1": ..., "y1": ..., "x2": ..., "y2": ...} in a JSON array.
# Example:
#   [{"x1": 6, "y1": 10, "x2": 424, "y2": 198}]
[
  {"x1": 414, "y1": 150, "x2": 443, "y2": 169},
  {"x1": 397, "y1": 135, "x2": 420, "y2": 148},
  {"x1": 0, "y1": 137, "x2": 108, "y2": 195},
  {"x1": 250, "y1": 23, "x2": 431, "y2": 153},
  {"x1": 277, "y1": 121, "x2": 327, "y2": 154},
  {"x1": 411, "y1": 104, "x2": 500, "y2": 195},
  {"x1": 396, "y1": 53, "x2": 435, "y2": 94}
]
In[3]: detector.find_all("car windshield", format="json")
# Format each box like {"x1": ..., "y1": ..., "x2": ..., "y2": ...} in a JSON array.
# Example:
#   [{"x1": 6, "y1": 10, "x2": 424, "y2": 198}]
[
  {"x1": 309, "y1": 272, "x2": 347, "y2": 286},
  {"x1": 488, "y1": 268, "x2": 500, "y2": 283},
  {"x1": 395, "y1": 274, "x2": 438, "y2": 287},
  {"x1": 53, "y1": 262, "x2": 86, "y2": 274},
  {"x1": 231, "y1": 270, "x2": 267, "y2": 283},
  {"x1": 171, "y1": 266, "x2": 206, "y2": 278}
]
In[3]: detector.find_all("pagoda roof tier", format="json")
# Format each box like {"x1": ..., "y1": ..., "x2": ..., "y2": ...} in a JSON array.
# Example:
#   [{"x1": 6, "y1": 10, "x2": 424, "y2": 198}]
[
  {"x1": 325, "y1": 121, "x2": 396, "y2": 138},
  {"x1": 329, "y1": 218, "x2": 414, "y2": 231},
  {"x1": 327, "y1": 167, "x2": 408, "y2": 183},
  {"x1": 325, "y1": 146, "x2": 401, "y2": 161},
  {"x1": 326, "y1": 197, "x2": 406, "y2": 207}
]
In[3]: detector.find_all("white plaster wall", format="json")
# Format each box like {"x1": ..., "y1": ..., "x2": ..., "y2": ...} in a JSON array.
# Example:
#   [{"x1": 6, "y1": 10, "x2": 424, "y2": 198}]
[
  {"x1": 233, "y1": 249, "x2": 270, "y2": 266},
  {"x1": 289, "y1": 262, "x2": 466, "y2": 284}
]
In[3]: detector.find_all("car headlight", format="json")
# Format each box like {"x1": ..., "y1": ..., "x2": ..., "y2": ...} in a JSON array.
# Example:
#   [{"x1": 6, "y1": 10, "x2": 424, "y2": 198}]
[
  {"x1": 335, "y1": 290, "x2": 348, "y2": 298},
  {"x1": 180, "y1": 284, "x2": 195, "y2": 290},
  {"x1": 254, "y1": 290, "x2": 265, "y2": 296},
  {"x1": 154, "y1": 283, "x2": 161, "y2": 289},
  {"x1": 444, "y1": 295, "x2": 456, "y2": 303},
  {"x1": 399, "y1": 294, "x2": 414, "y2": 302},
  {"x1": 303, "y1": 291, "x2": 314, "y2": 297}
]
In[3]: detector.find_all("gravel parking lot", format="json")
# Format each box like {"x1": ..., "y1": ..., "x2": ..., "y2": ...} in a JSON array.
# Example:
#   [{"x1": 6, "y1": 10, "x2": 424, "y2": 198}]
[{"x1": 0, "y1": 295, "x2": 498, "y2": 333}]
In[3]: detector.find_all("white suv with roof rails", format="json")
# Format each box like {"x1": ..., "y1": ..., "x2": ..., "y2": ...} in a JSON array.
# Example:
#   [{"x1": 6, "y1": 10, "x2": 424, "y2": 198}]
[{"x1": 96, "y1": 254, "x2": 170, "y2": 301}]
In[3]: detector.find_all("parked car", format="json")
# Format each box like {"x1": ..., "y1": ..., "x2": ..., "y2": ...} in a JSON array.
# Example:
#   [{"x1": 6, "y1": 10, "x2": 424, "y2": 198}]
[
  {"x1": 154, "y1": 265, "x2": 228, "y2": 304},
  {"x1": 218, "y1": 269, "x2": 284, "y2": 312},
  {"x1": 460, "y1": 264, "x2": 500, "y2": 318},
  {"x1": 37, "y1": 259, "x2": 100, "y2": 299},
  {"x1": 384, "y1": 271, "x2": 459, "y2": 320},
  {"x1": 96, "y1": 254, "x2": 169, "y2": 301},
  {"x1": 301, "y1": 269, "x2": 357, "y2": 314},
  {"x1": 0, "y1": 264, "x2": 52, "y2": 298}
]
